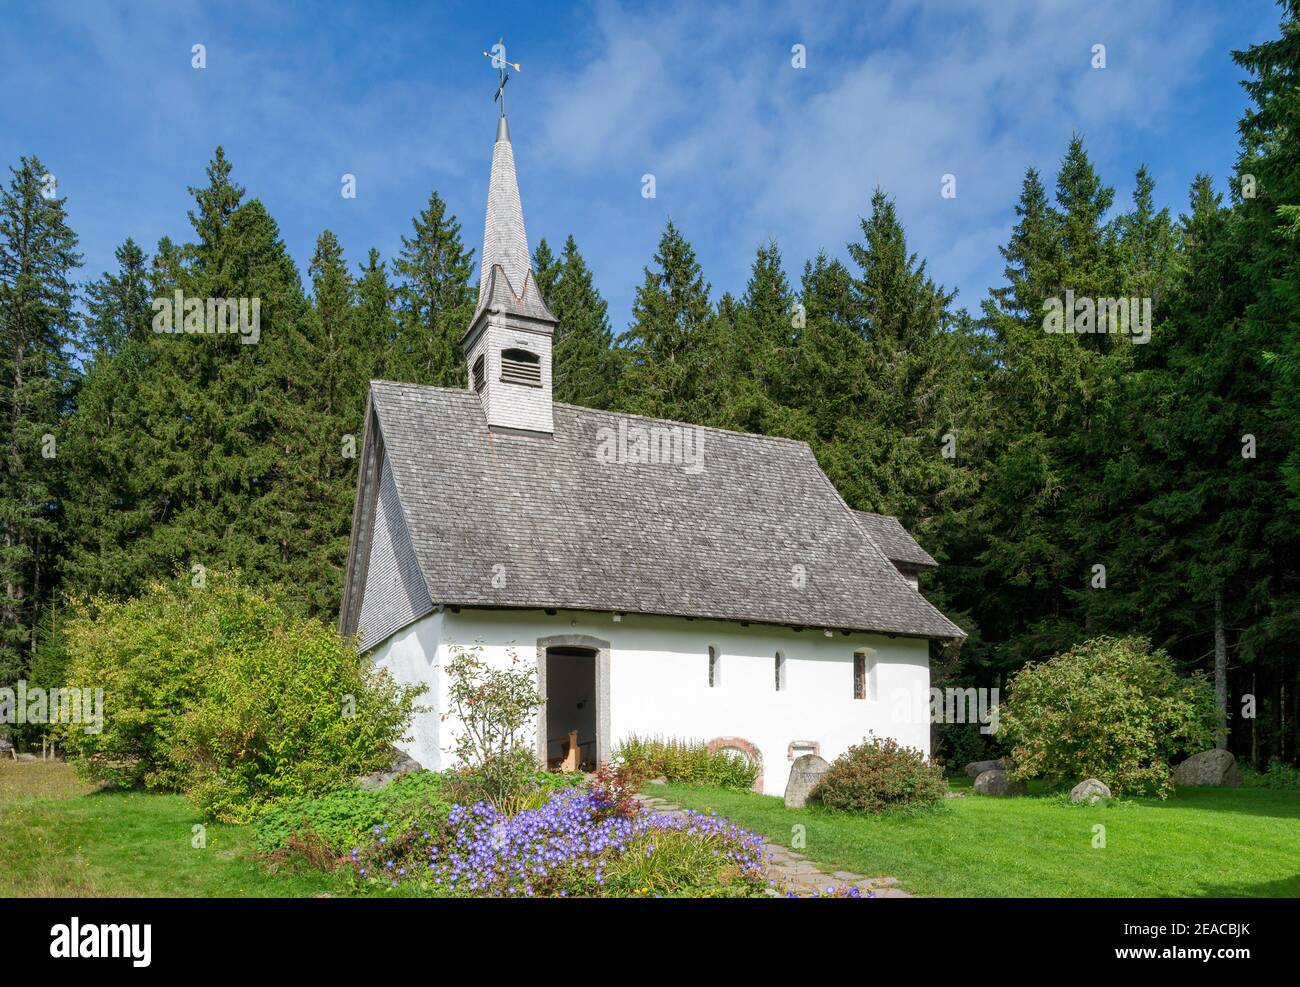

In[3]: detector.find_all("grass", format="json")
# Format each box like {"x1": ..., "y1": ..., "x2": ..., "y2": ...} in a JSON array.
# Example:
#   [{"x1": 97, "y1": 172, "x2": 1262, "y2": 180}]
[
  {"x1": 0, "y1": 760, "x2": 340, "y2": 897},
  {"x1": 657, "y1": 777, "x2": 1300, "y2": 897},
  {"x1": 9, "y1": 759, "x2": 1297, "y2": 898}
]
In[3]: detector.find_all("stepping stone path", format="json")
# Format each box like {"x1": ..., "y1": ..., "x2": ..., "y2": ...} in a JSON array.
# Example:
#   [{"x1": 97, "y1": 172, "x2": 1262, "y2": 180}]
[{"x1": 632, "y1": 793, "x2": 912, "y2": 898}]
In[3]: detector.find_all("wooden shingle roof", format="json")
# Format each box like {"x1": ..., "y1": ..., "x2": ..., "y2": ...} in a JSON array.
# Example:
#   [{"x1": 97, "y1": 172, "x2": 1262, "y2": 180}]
[{"x1": 351, "y1": 380, "x2": 965, "y2": 642}]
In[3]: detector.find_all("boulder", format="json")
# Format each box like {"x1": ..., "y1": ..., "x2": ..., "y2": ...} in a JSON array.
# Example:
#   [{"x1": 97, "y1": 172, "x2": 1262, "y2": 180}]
[
  {"x1": 1173, "y1": 749, "x2": 1242, "y2": 788},
  {"x1": 964, "y1": 758, "x2": 1009, "y2": 779},
  {"x1": 784, "y1": 754, "x2": 830, "y2": 809},
  {"x1": 356, "y1": 748, "x2": 425, "y2": 791},
  {"x1": 973, "y1": 768, "x2": 1026, "y2": 796},
  {"x1": 0, "y1": 736, "x2": 13, "y2": 757},
  {"x1": 1070, "y1": 777, "x2": 1112, "y2": 804}
]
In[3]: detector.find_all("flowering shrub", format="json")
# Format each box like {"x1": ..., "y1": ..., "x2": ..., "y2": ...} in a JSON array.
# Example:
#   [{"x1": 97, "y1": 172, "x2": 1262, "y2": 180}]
[
  {"x1": 813, "y1": 734, "x2": 947, "y2": 813},
  {"x1": 615, "y1": 735, "x2": 758, "y2": 790},
  {"x1": 349, "y1": 788, "x2": 770, "y2": 898}
]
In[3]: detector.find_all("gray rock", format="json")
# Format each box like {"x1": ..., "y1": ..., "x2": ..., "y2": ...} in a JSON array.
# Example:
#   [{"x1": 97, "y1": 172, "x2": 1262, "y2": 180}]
[
  {"x1": 784, "y1": 753, "x2": 830, "y2": 808},
  {"x1": 355, "y1": 748, "x2": 425, "y2": 791},
  {"x1": 964, "y1": 758, "x2": 1008, "y2": 779},
  {"x1": 1173, "y1": 749, "x2": 1242, "y2": 788},
  {"x1": 973, "y1": 768, "x2": 1026, "y2": 796},
  {"x1": 14, "y1": 752, "x2": 37, "y2": 761},
  {"x1": 1070, "y1": 777, "x2": 1112, "y2": 804},
  {"x1": 648, "y1": 776, "x2": 667, "y2": 785},
  {"x1": 0, "y1": 736, "x2": 13, "y2": 757}
]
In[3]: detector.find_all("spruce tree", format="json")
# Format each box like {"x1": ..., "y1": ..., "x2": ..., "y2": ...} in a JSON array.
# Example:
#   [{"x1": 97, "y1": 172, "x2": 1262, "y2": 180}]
[
  {"x1": 0, "y1": 155, "x2": 80, "y2": 684},
  {"x1": 392, "y1": 191, "x2": 475, "y2": 387},
  {"x1": 618, "y1": 221, "x2": 715, "y2": 421},
  {"x1": 541, "y1": 235, "x2": 617, "y2": 409},
  {"x1": 82, "y1": 238, "x2": 150, "y2": 358},
  {"x1": 356, "y1": 248, "x2": 399, "y2": 381}
]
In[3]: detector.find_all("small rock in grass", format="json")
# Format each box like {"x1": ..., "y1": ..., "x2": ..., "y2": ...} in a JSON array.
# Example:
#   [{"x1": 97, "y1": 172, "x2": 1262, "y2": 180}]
[
  {"x1": 1173, "y1": 749, "x2": 1242, "y2": 788},
  {"x1": 973, "y1": 768, "x2": 1026, "y2": 796},
  {"x1": 1070, "y1": 777, "x2": 1112, "y2": 804}
]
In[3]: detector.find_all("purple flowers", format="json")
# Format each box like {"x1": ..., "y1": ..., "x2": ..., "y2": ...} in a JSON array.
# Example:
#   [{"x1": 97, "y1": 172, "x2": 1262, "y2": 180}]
[{"x1": 351, "y1": 787, "x2": 769, "y2": 898}]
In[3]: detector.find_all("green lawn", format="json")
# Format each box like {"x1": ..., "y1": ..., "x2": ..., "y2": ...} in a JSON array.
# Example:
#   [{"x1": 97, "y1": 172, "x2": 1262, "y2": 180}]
[
  {"x1": 0, "y1": 761, "x2": 340, "y2": 897},
  {"x1": 657, "y1": 778, "x2": 1300, "y2": 897},
  {"x1": 7, "y1": 760, "x2": 1298, "y2": 898}
]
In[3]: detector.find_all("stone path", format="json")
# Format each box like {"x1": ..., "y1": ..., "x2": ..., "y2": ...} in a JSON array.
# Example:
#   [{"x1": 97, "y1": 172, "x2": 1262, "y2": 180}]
[{"x1": 632, "y1": 792, "x2": 913, "y2": 898}]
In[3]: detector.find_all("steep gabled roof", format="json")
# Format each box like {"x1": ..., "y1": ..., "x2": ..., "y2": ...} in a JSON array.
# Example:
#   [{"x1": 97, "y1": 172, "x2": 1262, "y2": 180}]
[
  {"x1": 343, "y1": 380, "x2": 965, "y2": 642},
  {"x1": 852, "y1": 511, "x2": 938, "y2": 569}
]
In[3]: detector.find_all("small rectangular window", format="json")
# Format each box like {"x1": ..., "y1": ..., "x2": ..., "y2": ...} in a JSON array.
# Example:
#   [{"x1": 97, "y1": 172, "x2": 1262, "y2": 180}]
[
  {"x1": 708, "y1": 646, "x2": 719, "y2": 687},
  {"x1": 854, "y1": 650, "x2": 876, "y2": 700},
  {"x1": 775, "y1": 652, "x2": 787, "y2": 691},
  {"x1": 472, "y1": 354, "x2": 486, "y2": 392}
]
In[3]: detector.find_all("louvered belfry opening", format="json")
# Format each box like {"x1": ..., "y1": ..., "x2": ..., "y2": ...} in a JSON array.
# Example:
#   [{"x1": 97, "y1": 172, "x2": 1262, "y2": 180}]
[
  {"x1": 472, "y1": 354, "x2": 486, "y2": 392},
  {"x1": 500, "y1": 347, "x2": 541, "y2": 387}
]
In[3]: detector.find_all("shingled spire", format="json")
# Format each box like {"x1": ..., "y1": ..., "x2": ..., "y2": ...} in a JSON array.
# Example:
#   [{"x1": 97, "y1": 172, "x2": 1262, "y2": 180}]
[{"x1": 462, "y1": 43, "x2": 557, "y2": 435}]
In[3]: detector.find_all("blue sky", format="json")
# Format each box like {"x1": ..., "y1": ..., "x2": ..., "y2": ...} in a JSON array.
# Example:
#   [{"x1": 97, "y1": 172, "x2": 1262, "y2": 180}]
[{"x1": 0, "y1": 0, "x2": 1283, "y2": 329}]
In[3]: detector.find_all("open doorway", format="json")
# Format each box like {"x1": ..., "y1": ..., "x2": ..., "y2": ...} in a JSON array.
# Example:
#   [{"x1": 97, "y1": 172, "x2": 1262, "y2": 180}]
[{"x1": 544, "y1": 646, "x2": 597, "y2": 771}]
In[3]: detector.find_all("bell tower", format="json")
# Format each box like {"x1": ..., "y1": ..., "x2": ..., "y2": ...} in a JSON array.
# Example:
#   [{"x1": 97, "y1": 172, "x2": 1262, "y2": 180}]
[{"x1": 462, "y1": 40, "x2": 558, "y2": 435}]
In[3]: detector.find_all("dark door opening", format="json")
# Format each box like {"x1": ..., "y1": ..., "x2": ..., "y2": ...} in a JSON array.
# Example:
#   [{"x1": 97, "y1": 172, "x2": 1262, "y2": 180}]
[{"x1": 545, "y1": 647, "x2": 597, "y2": 771}]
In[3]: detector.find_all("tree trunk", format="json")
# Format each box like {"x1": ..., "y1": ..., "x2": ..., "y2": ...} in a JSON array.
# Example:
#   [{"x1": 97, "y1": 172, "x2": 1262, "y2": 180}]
[{"x1": 1214, "y1": 586, "x2": 1227, "y2": 750}]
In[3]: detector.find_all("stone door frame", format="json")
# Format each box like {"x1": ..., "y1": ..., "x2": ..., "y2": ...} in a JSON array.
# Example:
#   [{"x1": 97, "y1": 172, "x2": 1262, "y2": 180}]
[{"x1": 536, "y1": 634, "x2": 611, "y2": 769}]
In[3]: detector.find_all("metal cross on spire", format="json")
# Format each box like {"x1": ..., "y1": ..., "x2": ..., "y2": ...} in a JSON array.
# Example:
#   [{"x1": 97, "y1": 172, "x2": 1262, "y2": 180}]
[{"x1": 482, "y1": 38, "x2": 522, "y2": 117}]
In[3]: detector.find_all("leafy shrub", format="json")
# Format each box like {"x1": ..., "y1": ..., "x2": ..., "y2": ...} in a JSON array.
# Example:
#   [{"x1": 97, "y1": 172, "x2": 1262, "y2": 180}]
[
  {"x1": 1241, "y1": 759, "x2": 1300, "y2": 790},
  {"x1": 59, "y1": 573, "x2": 281, "y2": 790},
  {"x1": 999, "y1": 636, "x2": 1220, "y2": 797},
  {"x1": 59, "y1": 571, "x2": 426, "y2": 820},
  {"x1": 615, "y1": 735, "x2": 758, "y2": 790},
  {"x1": 812, "y1": 734, "x2": 947, "y2": 813},
  {"x1": 253, "y1": 772, "x2": 451, "y2": 858},
  {"x1": 441, "y1": 645, "x2": 543, "y2": 807}
]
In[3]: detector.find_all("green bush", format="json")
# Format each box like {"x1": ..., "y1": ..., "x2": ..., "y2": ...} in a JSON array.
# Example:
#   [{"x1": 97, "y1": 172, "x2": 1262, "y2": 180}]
[
  {"x1": 253, "y1": 772, "x2": 451, "y2": 857},
  {"x1": 59, "y1": 571, "x2": 426, "y2": 821},
  {"x1": 812, "y1": 734, "x2": 947, "y2": 813},
  {"x1": 1000, "y1": 636, "x2": 1219, "y2": 797},
  {"x1": 615, "y1": 735, "x2": 758, "y2": 790},
  {"x1": 1242, "y1": 759, "x2": 1300, "y2": 790}
]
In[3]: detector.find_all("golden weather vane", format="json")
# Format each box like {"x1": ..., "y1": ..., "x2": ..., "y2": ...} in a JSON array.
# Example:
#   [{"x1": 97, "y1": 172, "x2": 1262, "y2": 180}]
[{"x1": 482, "y1": 37, "x2": 522, "y2": 116}]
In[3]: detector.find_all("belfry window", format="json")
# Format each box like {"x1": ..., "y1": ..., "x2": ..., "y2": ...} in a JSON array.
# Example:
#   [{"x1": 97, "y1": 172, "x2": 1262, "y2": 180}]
[
  {"x1": 472, "y1": 354, "x2": 486, "y2": 392},
  {"x1": 500, "y1": 348, "x2": 541, "y2": 387}
]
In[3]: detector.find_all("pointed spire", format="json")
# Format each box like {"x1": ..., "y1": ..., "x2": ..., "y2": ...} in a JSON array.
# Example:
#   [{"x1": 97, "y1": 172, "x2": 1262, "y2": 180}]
[{"x1": 476, "y1": 116, "x2": 533, "y2": 312}]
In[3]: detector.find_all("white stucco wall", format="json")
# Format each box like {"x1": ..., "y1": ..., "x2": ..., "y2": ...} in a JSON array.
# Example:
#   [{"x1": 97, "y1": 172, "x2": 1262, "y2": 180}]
[
  {"x1": 367, "y1": 610, "x2": 444, "y2": 771},
  {"x1": 367, "y1": 607, "x2": 933, "y2": 796}
]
